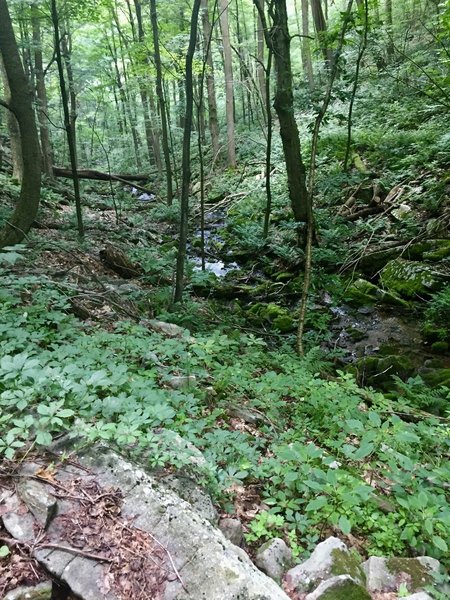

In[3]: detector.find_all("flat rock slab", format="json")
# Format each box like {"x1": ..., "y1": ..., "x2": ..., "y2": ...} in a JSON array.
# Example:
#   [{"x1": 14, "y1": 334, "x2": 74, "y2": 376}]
[
  {"x1": 363, "y1": 556, "x2": 440, "y2": 593},
  {"x1": 67, "y1": 445, "x2": 290, "y2": 600}
]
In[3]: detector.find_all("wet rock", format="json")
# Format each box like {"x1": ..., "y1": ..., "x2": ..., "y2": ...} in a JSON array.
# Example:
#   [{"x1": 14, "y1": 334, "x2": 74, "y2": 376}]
[
  {"x1": 284, "y1": 537, "x2": 365, "y2": 593},
  {"x1": 255, "y1": 538, "x2": 292, "y2": 582},
  {"x1": 380, "y1": 258, "x2": 450, "y2": 298},
  {"x1": 167, "y1": 375, "x2": 197, "y2": 390},
  {"x1": 17, "y1": 480, "x2": 57, "y2": 528},
  {"x1": 218, "y1": 517, "x2": 244, "y2": 546},
  {"x1": 3, "y1": 581, "x2": 53, "y2": 600},
  {"x1": 304, "y1": 574, "x2": 371, "y2": 600},
  {"x1": 363, "y1": 556, "x2": 440, "y2": 593}
]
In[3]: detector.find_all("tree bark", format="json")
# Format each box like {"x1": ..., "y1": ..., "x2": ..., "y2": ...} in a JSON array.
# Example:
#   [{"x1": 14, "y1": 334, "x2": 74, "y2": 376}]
[
  {"x1": 301, "y1": 0, "x2": 314, "y2": 89},
  {"x1": 150, "y1": 0, "x2": 173, "y2": 205},
  {"x1": 311, "y1": 0, "x2": 332, "y2": 67},
  {"x1": 0, "y1": 56, "x2": 23, "y2": 182},
  {"x1": 31, "y1": 2, "x2": 53, "y2": 178},
  {"x1": 219, "y1": 0, "x2": 237, "y2": 168},
  {"x1": 255, "y1": 0, "x2": 309, "y2": 224},
  {"x1": 174, "y1": 0, "x2": 202, "y2": 302},
  {"x1": 51, "y1": 0, "x2": 84, "y2": 238},
  {"x1": 201, "y1": 0, "x2": 220, "y2": 158},
  {"x1": 0, "y1": 0, "x2": 41, "y2": 248}
]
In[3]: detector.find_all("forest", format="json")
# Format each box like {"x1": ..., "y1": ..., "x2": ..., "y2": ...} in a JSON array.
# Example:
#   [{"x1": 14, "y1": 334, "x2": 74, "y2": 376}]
[{"x1": 0, "y1": 0, "x2": 449, "y2": 598}]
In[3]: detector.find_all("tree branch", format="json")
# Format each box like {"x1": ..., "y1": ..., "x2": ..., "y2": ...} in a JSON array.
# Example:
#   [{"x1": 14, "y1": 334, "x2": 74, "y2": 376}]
[{"x1": 0, "y1": 97, "x2": 12, "y2": 112}]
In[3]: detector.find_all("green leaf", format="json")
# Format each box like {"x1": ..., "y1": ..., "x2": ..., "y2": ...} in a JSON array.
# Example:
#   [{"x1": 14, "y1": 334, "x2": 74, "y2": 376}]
[
  {"x1": 306, "y1": 496, "x2": 328, "y2": 511},
  {"x1": 368, "y1": 412, "x2": 381, "y2": 427},
  {"x1": 338, "y1": 515, "x2": 352, "y2": 535},
  {"x1": 354, "y1": 441, "x2": 374, "y2": 460},
  {"x1": 0, "y1": 545, "x2": 10, "y2": 558},
  {"x1": 432, "y1": 536, "x2": 448, "y2": 552}
]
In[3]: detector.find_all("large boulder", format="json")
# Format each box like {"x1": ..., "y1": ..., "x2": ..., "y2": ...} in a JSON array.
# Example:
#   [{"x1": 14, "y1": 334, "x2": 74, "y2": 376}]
[
  {"x1": 380, "y1": 259, "x2": 450, "y2": 298},
  {"x1": 36, "y1": 445, "x2": 290, "y2": 600},
  {"x1": 304, "y1": 574, "x2": 371, "y2": 600},
  {"x1": 363, "y1": 556, "x2": 440, "y2": 593},
  {"x1": 284, "y1": 536, "x2": 365, "y2": 594}
]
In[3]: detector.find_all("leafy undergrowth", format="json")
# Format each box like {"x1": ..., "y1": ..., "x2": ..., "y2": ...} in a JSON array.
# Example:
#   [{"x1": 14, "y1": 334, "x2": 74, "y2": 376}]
[{"x1": 1, "y1": 246, "x2": 449, "y2": 570}]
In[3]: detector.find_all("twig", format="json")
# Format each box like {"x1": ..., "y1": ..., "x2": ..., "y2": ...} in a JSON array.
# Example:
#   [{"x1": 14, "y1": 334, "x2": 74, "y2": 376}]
[{"x1": 38, "y1": 543, "x2": 113, "y2": 562}]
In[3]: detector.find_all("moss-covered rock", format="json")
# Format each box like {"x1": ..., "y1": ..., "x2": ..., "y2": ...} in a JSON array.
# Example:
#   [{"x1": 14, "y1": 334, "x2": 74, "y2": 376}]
[
  {"x1": 431, "y1": 341, "x2": 449, "y2": 353},
  {"x1": 346, "y1": 278, "x2": 409, "y2": 308},
  {"x1": 363, "y1": 556, "x2": 440, "y2": 593},
  {"x1": 380, "y1": 259, "x2": 450, "y2": 298},
  {"x1": 247, "y1": 303, "x2": 295, "y2": 332},
  {"x1": 421, "y1": 323, "x2": 448, "y2": 343},
  {"x1": 422, "y1": 239, "x2": 450, "y2": 261},
  {"x1": 421, "y1": 368, "x2": 450, "y2": 388},
  {"x1": 354, "y1": 355, "x2": 415, "y2": 388},
  {"x1": 305, "y1": 575, "x2": 371, "y2": 600}
]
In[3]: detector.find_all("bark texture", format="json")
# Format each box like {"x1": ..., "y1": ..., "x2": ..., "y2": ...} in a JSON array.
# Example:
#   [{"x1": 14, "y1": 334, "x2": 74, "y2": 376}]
[{"x1": 0, "y1": 0, "x2": 41, "y2": 248}]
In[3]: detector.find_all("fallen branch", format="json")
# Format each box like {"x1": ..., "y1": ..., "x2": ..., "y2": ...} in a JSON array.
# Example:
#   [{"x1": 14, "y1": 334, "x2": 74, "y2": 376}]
[{"x1": 52, "y1": 167, "x2": 154, "y2": 195}]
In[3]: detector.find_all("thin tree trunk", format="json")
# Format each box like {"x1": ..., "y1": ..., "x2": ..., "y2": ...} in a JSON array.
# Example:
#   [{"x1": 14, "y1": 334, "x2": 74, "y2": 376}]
[
  {"x1": 51, "y1": 0, "x2": 84, "y2": 238},
  {"x1": 254, "y1": 0, "x2": 309, "y2": 224},
  {"x1": 31, "y1": 3, "x2": 53, "y2": 177},
  {"x1": 263, "y1": 47, "x2": 273, "y2": 238},
  {"x1": 257, "y1": 9, "x2": 267, "y2": 115},
  {"x1": 201, "y1": 0, "x2": 220, "y2": 158},
  {"x1": 301, "y1": 0, "x2": 314, "y2": 89},
  {"x1": 174, "y1": 0, "x2": 202, "y2": 303},
  {"x1": 0, "y1": 0, "x2": 41, "y2": 247},
  {"x1": 150, "y1": 0, "x2": 173, "y2": 204},
  {"x1": 219, "y1": 0, "x2": 237, "y2": 168},
  {"x1": 311, "y1": 0, "x2": 332, "y2": 67},
  {"x1": 344, "y1": 0, "x2": 368, "y2": 171}
]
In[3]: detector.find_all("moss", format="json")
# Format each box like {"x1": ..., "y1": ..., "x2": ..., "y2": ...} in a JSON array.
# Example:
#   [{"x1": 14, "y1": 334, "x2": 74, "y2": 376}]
[
  {"x1": 380, "y1": 259, "x2": 450, "y2": 298},
  {"x1": 355, "y1": 355, "x2": 415, "y2": 388},
  {"x1": 275, "y1": 272, "x2": 294, "y2": 282},
  {"x1": 348, "y1": 327, "x2": 366, "y2": 342},
  {"x1": 330, "y1": 548, "x2": 365, "y2": 585},
  {"x1": 315, "y1": 578, "x2": 371, "y2": 600},
  {"x1": 422, "y1": 239, "x2": 450, "y2": 261},
  {"x1": 386, "y1": 557, "x2": 435, "y2": 590},
  {"x1": 273, "y1": 315, "x2": 295, "y2": 333},
  {"x1": 421, "y1": 368, "x2": 450, "y2": 388},
  {"x1": 431, "y1": 341, "x2": 449, "y2": 353},
  {"x1": 422, "y1": 323, "x2": 448, "y2": 343},
  {"x1": 346, "y1": 278, "x2": 409, "y2": 308}
]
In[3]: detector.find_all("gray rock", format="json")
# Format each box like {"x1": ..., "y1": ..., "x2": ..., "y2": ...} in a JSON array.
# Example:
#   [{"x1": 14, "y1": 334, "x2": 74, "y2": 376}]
[
  {"x1": 3, "y1": 581, "x2": 52, "y2": 600},
  {"x1": 17, "y1": 479, "x2": 57, "y2": 528},
  {"x1": 167, "y1": 375, "x2": 197, "y2": 390},
  {"x1": 74, "y1": 445, "x2": 289, "y2": 599},
  {"x1": 2, "y1": 511, "x2": 35, "y2": 542},
  {"x1": 305, "y1": 575, "x2": 371, "y2": 600},
  {"x1": 402, "y1": 593, "x2": 434, "y2": 600},
  {"x1": 144, "y1": 319, "x2": 190, "y2": 338},
  {"x1": 255, "y1": 538, "x2": 292, "y2": 582},
  {"x1": 218, "y1": 517, "x2": 244, "y2": 547},
  {"x1": 363, "y1": 556, "x2": 440, "y2": 593},
  {"x1": 284, "y1": 536, "x2": 365, "y2": 593},
  {"x1": 160, "y1": 474, "x2": 218, "y2": 524}
]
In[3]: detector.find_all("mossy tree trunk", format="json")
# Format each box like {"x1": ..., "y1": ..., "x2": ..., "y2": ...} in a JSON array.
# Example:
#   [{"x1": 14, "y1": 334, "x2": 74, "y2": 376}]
[{"x1": 0, "y1": 0, "x2": 41, "y2": 248}]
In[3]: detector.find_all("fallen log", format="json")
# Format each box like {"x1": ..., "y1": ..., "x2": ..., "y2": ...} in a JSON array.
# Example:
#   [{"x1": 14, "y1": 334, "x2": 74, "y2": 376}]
[
  {"x1": 99, "y1": 243, "x2": 143, "y2": 279},
  {"x1": 53, "y1": 167, "x2": 150, "y2": 184}
]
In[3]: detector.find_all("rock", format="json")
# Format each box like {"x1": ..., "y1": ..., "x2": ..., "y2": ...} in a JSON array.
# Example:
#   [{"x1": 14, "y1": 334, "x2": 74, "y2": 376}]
[
  {"x1": 218, "y1": 517, "x2": 244, "y2": 546},
  {"x1": 3, "y1": 581, "x2": 53, "y2": 600},
  {"x1": 363, "y1": 556, "x2": 440, "y2": 593},
  {"x1": 402, "y1": 593, "x2": 434, "y2": 600},
  {"x1": 284, "y1": 536, "x2": 365, "y2": 593},
  {"x1": 167, "y1": 375, "x2": 197, "y2": 390},
  {"x1": 63, "y1": 445, "x2": 290, "y2": 599},
  {"x1": 246, "y1": 303, "x2": 295, "y2": 333},
  {"x1": 2, "y1": 510, "x2": 35, "y2": 541},
  {"x1": 17, "y1": 479, "x2": 57, "y2": 528},
  {"x1": 255, "y1": 538, "x2": 292, "y2": 582},
  {"x1": 143, "y1": 319, "x2": 190, "y2": 338},
  {"x1": 160, "y1": 475, "x2": 218, "y2": 524},
  {"x1": 380, "y1": 258, "x2": 450, "y2": 298},
  {"x1": 391, "y1": 203, "x2": 412, "y2": 220},
  {"x1": 304, "y1": 574, "x2": 371, "y2": 600},
  {"x1": 346, "y1": 278, "x2": 409, "y2": 308}
]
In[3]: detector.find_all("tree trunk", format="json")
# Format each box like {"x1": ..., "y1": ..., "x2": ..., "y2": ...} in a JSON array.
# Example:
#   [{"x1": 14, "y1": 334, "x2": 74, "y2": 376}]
[
  {"x1": 255, "y1": 0, "x2": 309, "y2": 224},
  {"x1": 301, "y1": 0, "x2": 314, "y2": 89},
  {"x1": 174, "y1": 0, "x2": 202, "y2": 302},
  {"x1": 257, "y1": 9, "x2": 267, "y2": 113},
  {"x1": 31, "y1": 3, "x2": 53, "y2": 178},
  {"x1": 51, "y1": 0, "x2": 84, "y2": 238},
  {"x1": 150, "y1": 0, "x2": 173, "y2": 205},
  {"x1": 0, "y1": 0, "x2": 41, "y2": 247},
  {"x1": 201, "y1": 0, "x2": 220, "y2": 158},
  {"x1": 311, "y1": 0, "x2": 332, "y2": 67},
  {"x1": 0, "y1": 56, "x2": 23, "y2": 181},
  {"x1": 219, "y1": 0, "x2": 237, "y2": 168}
]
